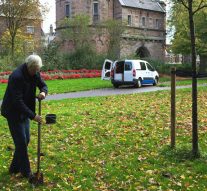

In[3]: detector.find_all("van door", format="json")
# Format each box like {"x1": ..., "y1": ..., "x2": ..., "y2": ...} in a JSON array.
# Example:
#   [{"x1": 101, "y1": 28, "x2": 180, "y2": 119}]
[
  {"x1": 114, "y1": 61, "x2": 124, "y2": 81},
  {"x1": 124, "y1": 61, "x2": 133, "y2": 81},
  {"x1": 139, "y1": 61, "x2": 148, "y2": 82},
  {"x1": 145, "y1": 62, "x2": 155, "y2": 84},
  {"x1": 146, "y1": 62, "x2": 155, "y2": 77},
  {"x1": 101, "y1": 59, "x2": 113, "y2": 80}
]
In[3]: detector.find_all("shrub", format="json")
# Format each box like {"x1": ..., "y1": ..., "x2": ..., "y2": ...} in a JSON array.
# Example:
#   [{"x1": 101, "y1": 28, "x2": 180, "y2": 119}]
[
  {"x1": 41, "y1": 42, "x2": 62, "y2": 71},
  {"x1": 0, "y1": 56, "x2": 24, "y2": 71},
  {"x1": 62, "y1": 45, "x2": 106, "y2": 70},
  {"x1": 145, "y1": 59, "x2": 193, "y2": 75}
]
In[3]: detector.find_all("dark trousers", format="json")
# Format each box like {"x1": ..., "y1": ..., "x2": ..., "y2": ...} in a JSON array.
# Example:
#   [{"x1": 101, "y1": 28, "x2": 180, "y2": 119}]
[{"x1": 7, "y1": 118, "x2": 31, "y2": 175}]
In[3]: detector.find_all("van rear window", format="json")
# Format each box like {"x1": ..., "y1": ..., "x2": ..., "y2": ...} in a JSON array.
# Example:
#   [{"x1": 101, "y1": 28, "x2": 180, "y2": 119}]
[
  {"x1": 125, "y1": 62, "x2": 132, "y2": 71},
  {"x1": 105, "y1": 62, "x2": 111, "y2": 70}
]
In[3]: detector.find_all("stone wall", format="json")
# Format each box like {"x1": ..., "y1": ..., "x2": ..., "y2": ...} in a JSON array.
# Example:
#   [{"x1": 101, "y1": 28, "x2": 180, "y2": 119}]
[
  {"x1": 56, "y1": 0, "x2": 114, "y2": 25},
  {"x1": 56, "y1": 0, "x2": 166, "y2": 61},
  {"x1": 120, "y1": 39, "x2": 165, "y2": 60}
]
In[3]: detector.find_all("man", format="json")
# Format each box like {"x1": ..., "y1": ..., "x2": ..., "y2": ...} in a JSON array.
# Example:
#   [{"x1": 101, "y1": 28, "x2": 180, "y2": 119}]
[{"x1": 1, "y1": 55, "x2": 48, "y2": 179}]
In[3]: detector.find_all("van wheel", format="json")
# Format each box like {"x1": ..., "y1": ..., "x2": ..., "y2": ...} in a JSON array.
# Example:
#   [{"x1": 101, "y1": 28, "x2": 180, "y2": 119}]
[
  {"x1": 113, "y1": 84, "x2": 119, "y2": 88},
  {"x1": 134, "y1": 79, "x2": 142, "y2": 88},
  {"x1": 153, "y1": 77, "x2": 159, "y2": 86}
]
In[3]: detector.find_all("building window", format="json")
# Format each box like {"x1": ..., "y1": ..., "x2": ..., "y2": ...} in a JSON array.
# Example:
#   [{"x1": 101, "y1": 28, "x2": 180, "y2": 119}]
[
  {"x1": 128, "y1": 15, "x2": 132, "y2": 26},
  {"x1": 141, "y1": 17, "x2": 146, "y2": 27},
  {"x1": 93, "y1": 1, "x2": 99, "y2": 23},
  {"x1": 26, "y1": 26, "x2": 34, "y2": 34},
  {"x1": 155, "y1": 19, "x2": 159, "y2": 29},
  {"x1": 149, "y1": 17, "x2": 153, "y2": 28},
  {"x1": 65, "y1": 3, "x2": 71, "y2": 18},
  {"x1": 93, "y1": 2, "x2": 99, "y2": 16}
]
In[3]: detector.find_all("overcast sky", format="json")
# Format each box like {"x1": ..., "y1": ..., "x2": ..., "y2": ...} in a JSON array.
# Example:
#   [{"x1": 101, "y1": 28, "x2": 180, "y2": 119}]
[{"x1": 40, "y1": 0, "x2": 56, "y2": 33}]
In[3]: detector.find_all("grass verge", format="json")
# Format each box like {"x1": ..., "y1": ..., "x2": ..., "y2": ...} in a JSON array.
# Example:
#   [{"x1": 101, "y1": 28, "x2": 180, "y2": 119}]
[{"x1": 158, "y1": 77, "x2": 207, "y2": 87}]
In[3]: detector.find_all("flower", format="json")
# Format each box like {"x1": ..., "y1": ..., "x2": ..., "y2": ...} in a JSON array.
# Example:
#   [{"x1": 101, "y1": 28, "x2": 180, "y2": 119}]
[{"x1": 0, "y1": 69, "x2": 101, "y2": 83}]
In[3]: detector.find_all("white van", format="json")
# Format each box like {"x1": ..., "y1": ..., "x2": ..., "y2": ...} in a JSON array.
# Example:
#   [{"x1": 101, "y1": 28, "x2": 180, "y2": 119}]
[{"x1": 101, "y1": 59, "x2": 159, "y2": 88}]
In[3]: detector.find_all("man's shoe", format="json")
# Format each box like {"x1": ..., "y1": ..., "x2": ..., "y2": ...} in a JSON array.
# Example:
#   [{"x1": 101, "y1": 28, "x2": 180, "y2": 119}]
[
  {"x1": 28, "y1": 172, "x2": 44, "y2": 185},
  {"x1": 21, "y1": 172, "x2": 33, "y2": 179}
]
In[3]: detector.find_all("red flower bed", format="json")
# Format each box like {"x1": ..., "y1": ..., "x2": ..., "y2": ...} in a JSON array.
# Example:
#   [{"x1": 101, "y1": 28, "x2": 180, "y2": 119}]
[
  {"x1": 0, "y1": 79, "x2": 8, "y2": 83},
  {"x1": 0, "y1": 69, "x2": 101, "y2": 83},
  {"x1": 0, "y1": 71, "x2": 11, "y2": 76}
]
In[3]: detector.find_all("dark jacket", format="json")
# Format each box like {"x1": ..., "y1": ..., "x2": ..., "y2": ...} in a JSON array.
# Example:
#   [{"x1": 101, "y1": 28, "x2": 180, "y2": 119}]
[{"x1": 1, "y1": 63, "x2": 48, "y2": 121}]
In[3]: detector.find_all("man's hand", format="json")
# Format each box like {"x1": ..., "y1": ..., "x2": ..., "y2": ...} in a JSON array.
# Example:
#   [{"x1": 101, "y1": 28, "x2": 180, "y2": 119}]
[
  {"x1": 34, "y1": 115, "x2": 42, "y2": 123},
  {"x1": 37, "y1": 92, "x2": 46, "y2": 100}
]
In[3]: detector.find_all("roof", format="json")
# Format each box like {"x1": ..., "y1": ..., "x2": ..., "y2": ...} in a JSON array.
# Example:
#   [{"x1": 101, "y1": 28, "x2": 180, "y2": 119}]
[{"x1": 118, "y1": 0, "x2": 166, "y2": 13}]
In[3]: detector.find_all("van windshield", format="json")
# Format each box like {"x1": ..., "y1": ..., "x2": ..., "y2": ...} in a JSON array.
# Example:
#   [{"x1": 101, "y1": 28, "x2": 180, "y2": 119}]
[{"x1": 146, "y1": 63, "x2": 155, "y2": 71}]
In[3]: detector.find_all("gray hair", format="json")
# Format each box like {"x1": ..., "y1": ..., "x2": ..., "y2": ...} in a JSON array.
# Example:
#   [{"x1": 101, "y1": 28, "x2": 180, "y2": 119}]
[{"x1": 25, "y1": 55, "x2": 43, "y2": 69}]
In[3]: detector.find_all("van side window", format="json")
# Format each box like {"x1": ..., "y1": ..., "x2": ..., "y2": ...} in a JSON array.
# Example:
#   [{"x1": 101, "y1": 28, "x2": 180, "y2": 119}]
[
  {"x1": 125, "y1": 62, "x2": 132, "y2": 71},
  {"x1": 140, "y1": 62, "x2": 146, "y2": 70},
  {"x1": 146, "y1": 63, "x2": 154, "y2": 71}
]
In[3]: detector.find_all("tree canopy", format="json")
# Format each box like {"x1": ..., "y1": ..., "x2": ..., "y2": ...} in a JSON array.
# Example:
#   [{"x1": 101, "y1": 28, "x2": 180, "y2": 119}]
[
  {"x1": 59, "y1": 14, "x2": 92, "y2": 50},
  {"x1": 169, "y1": 0, "x2": 207, "y2": 56},
  {"x1": 0, "y1": 0, "x2": 44, "y2": 58}
]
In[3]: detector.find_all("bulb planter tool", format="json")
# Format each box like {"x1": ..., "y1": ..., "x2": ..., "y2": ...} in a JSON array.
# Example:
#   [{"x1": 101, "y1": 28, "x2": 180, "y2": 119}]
[
  {"x1": 45, "y1": 114, "x2": 56, "y2": 124},
  {"x1": 29, "y1": 99, "x2": 44, "y2": 185}
]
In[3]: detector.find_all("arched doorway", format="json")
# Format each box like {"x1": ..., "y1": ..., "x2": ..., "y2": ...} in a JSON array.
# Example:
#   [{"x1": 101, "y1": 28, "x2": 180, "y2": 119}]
[{"x1": 136, "y1": 46, "x2": 151, "y2": 58}]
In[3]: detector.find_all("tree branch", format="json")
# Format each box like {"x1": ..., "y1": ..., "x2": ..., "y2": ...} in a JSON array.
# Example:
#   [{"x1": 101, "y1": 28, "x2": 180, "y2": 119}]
[
  {"x1": 178, "y1": 0, "x2": 189, "y2": 10},
  {"x1": 193, "y1": 0, "x2": 207, "y2": 15}
]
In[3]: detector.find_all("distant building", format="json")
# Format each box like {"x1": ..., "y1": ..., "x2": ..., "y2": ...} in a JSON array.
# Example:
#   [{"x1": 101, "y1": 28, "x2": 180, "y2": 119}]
[
  {"x1": 165, "y1": 44, "x2": 200, "y2": 65},
  {"x1": 165, "y1": 44, "x2": 182, "y2": 64},
  {"x1": 42, "y1": 24, "x2": 56, "y2": 47},
  {"x1": 56, "y1": 0, "x2": 166, "y2": 61}
]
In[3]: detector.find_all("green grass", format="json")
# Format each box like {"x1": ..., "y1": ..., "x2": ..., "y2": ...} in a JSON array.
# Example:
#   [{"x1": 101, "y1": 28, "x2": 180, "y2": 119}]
[
  {"x1": 0, "y1": 77, "x2": 206, "y2": 100},
  {"x1": 159, "y1": 77, "x2": 207, "y2": 87},
  {"x1": 46, "y1": 78, "x2": 112, "y2": 94},
  {"x1": 0, "y1": 78, "x2": 112, "y2": 100},
  {"x1": 0, "y1": 87, "x2": 207, "y2": 190}
]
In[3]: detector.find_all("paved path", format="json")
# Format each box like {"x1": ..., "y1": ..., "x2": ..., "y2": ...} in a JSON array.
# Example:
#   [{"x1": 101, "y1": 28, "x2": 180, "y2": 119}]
[
  {"x1": 45, "y1": 84, "x2": 194, "y2": 100},
  {"x1": 0, "y1": 84, "x2": 206, "y2": 105}
]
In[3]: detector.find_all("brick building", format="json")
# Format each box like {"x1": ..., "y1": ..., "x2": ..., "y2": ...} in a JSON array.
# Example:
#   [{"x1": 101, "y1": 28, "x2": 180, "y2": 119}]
[{"x1": 56, "y1": 0, "x2": 166, "y2": 60}]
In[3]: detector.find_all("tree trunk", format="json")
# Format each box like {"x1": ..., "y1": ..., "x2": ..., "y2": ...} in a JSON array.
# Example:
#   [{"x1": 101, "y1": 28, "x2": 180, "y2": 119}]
[
  {"x1": 11, "y1": 35, "x2": 15, "y2": 61},
  {"x1": 188, "y1": 0, "x2": 199, "y2": 157}
]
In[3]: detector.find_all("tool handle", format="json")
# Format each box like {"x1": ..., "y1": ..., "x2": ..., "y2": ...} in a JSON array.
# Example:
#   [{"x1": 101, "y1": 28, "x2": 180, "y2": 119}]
[
  {"x1": 38, "y1": 98, "x2": 41, "y2": 116},
  {"x1": 37, "y1": 99, "x2": 41, "y2": 173}
]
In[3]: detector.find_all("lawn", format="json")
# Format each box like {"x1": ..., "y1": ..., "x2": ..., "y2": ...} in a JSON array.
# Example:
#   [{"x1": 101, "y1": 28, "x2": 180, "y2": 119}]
[
  {"x1": 0, "y1": 87, "x2": 207, "y2": 190},
  {"x1": 158, "y1": 76, "x2": 207, "y2": 87},
  {"x1": 0, "y1": 78, "x2": 112, "y2": 100},
  {"x1": 0, "y1": 77, "x2": 206, "y2": 100}
]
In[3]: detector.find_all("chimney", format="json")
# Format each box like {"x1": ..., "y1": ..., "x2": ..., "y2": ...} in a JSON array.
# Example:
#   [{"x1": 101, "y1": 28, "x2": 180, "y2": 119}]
[{"x1": 50, "y1": 24, "x2": 53, "y2": 35}]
